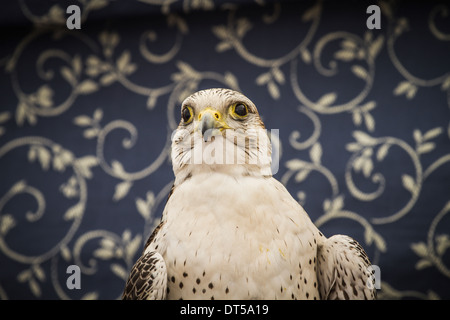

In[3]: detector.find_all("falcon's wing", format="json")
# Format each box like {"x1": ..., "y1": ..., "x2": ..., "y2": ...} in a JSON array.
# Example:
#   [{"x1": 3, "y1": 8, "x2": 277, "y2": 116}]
[
  {"x1": 122, "y1": 251, "x2": 167, "y2": 300},
  {"x1": 316, "y1": 235, "x2": 376, "y2": 300}
]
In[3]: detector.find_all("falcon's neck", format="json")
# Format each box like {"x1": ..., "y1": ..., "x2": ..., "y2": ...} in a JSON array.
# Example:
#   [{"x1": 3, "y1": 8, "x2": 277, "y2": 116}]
[
  {"x1": 171, "y1": 132, "x2": 272, "y2": 185},
  {"x1": 174, "y1": 162, "x2": 272, "y2": 186}
]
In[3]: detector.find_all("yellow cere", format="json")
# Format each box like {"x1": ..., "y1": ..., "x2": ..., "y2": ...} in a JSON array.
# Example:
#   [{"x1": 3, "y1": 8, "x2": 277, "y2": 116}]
[
  {"x1": 198, "y1": 108, "x2": 223, "y2": 121},
  {"x1": 198, "y1": 108, "x2": 231, "y2": 131}
]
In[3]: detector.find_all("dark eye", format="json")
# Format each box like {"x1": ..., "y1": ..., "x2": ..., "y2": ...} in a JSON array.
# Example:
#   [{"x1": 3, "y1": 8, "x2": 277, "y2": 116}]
[
  {"x1": 181, "y1": 106, "x2": 193, "y2": 123},
  {"x1": 233, "y1": 103, "x2": 248, "y2": 117}
]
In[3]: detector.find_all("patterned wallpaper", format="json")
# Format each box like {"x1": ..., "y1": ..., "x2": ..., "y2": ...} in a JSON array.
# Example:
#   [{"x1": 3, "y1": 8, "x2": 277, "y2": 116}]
[{"x1": 0, "y1": 0, "x2": 449, "y2": 299}]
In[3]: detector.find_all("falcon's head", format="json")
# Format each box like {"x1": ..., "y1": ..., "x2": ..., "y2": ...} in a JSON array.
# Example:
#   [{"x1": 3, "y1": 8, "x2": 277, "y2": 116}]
[{"x1": 171, "y1": 88, "x2": 272, "y2": 179}]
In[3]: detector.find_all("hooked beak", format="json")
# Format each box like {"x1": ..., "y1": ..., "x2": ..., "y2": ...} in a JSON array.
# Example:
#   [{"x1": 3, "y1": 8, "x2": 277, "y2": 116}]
[{"x1": 197, "y1": 108, "x2": 230, "y2": 142}]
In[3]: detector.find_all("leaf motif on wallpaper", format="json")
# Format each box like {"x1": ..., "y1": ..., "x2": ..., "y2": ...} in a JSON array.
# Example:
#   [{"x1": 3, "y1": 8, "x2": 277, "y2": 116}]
[
  {"x1": 367, "y1": 34, "x2": 384, "y2": 60},
  {"x1": 364, "y1": 226, "x2": 386, "y2": 252},
  {"x1": 410, "y1": 203, "x2": 450, "y2": 278},
  {"x1": 309, "y1": 142, "x2": 322, "y2": 165},
  {"x1": 224, "y1": 72, "x2": 239, "y2": 90},
  {"x1": 85, "y1": 55, "x2": 111, "y2": 78},
  {"x1": 393, "y1": 17, "x2": 409, "y2": 37},
  {"x1": 394, "y1": 80, "x2": 418, "y2": 99},
  {"x1": 73, "y1": 108, "x2": 103, "y2": 139},
  {"x1": 84, "y1": 128, "x2": 100, "y2": 140},
  {"x1": 73, "y1": 115, "x2": 93, "y2": 127},
  {"x1": 16, "y1": 101, "x2": 37, "y2": 127},
  {"x1": 284, "y1": 158, "x2": 312, "y2": 183},
  {"x1": 60, "y1": 245, "x2": 72, "y2": 262},
  {"x1": 111, "y1": 160, "x2": 126, "y2": 175},
  {"x1": 378, "y1": 281, "x2": 441, "y2": 300},
  {"x1": 285, "y1": 158, "x2": 309, "y2": 171},
  {"x1": 294, "y1": 169, "x2": 310, "y2": 183},
  {"x1": 61, "y1": 66, "x2": 77, "y2": 87},
  {"x1": 29, "y1": 85, "x2": 54, "y2": 108},
  {"x1": 353, "y1": 148, "x2": 374, "y2": 178},
  {"x1": 87, "y1": 0, "x2": 110, "y2": 11},
  {"x1": 74, "y1": 156, "x2": 99, "y2": 179},
  {"x1": 413, "y1": 127, "x2": 442, "y2": 155},
  {"x1": 334, "y1": 32, "x2": 383, "y2": 63},
  {"x1": 93, "y1": 108, "x2": 103, "y2": 122},
  {"x1": 28, "y1": 145, "x2": 51, "y2": 171},
  {"x1": 334, "y1": 39, "x2": 362, "y2": 62},
  {"x1": 124, "y1": 231, "x2": 142, "y2": 263},
  {"x1": 136, "y1": 191, "x2": 155, "y2": 221},
  {"x1": 71, "y1": 54, "x2": 82, "y2": 75},
  {"x1": 76, "y1": 80, "x2": 99, "y2": 95},
  {"x1": 0, "y1": 214, "x2": 16, "y2": 236},
  {"x1": 255, "y1": 67, "x2": 285, "y2": 100},
  {"x1": 316, "y1": 92, "x2": 337, "y2": 107},
  {"x1": 351, "y1": 101, "x2": 376, "y2": 132},
  {"x1": 71, "y1": 49, "x2": 136, "y2": 93},
  {"x1": 146, "y1": 94, "x2": 158, "y2": 109},
  {"x1": 235, "y1": 17, "x2": 252, "y2": 39},
  {"x1": 348, "y1": 135, "x2": 392, "y2": 164},
  {"x1": 40, "y1": 4, "x2": 65, "y2": 25},
  {"x1": 352, "y1": 130, "x2": 378, "y2": 146},
  {"x1": 99, "y1": 31, "x2": 120, "y2": 58},
  {"x1": 93, "y1": 230, "x2": 141, "y2": 266},
  {"x1": 376, "y1": 143, "x2": 391, "y2": 161},
  {"x1": 111, "y1": 264, "x2": 128, "y2": 281},
  {"x1": 346, "y1": 133, "x2": 386, "y2": 195},
  {"x1": 0, "y1": 111, "x2": 11, "y2": 137},
  {"x1": 267, "y1": 82, "x2": 279, "y2": 100},
  {"x1": 113, "y1": 180, "x2": 133, "y2": 202},
  {"x1": 401, "y1": 174, "x2": 416, "y2": 195},
  {"x1": 300, "y1": 48, "x2": 312, "y2": 64},
  {"x1": 81, "y1": 291, "x2": 99, "y2": 300},
  {"x1": 301, "y1": 2, "x2": 321, "y2": 22},
  {"x1": 436, "y1": 234, "x2": 450, "y2": 257},
  {"x1": 116, "y1": 50, "x2": 137, "y2": 75},
  {"x1": 411, "y1": 242, "x2": 433, "y2": 270},
  {"x1": 60, "y1": 175, "x2": 79, "y2": 199},
  {"x1": 16, "y1": 89, "x2": 48, "y2": 127},
  {"x1": 60, "y1": 55, "x2": 99, "y2": 94},
  {"x1": 64, "y1": 202, "x2": 84, "y2": 221},
  {"x1": 172, "y1": 61, "x2": 201, "y2": 82},
  {"x1": 51, "y1": 145, "x2": 75, "y2": 172},
  {"x1": 441, "y1": 76, "x2": 450, "y2": 91},
  {"x1": 17, "y1": 264, "x2": 46, "y2": 298},
  {"x1": 167, "y1": 12, "x2": 189, "y2": 34},
  {"x1": 94, "y1": 238, "x2": 118, "y2": 260},
  {"x1": 323, "y1": 195, "x2": 344, "y2": 214},
  {"x1": 351, "y1": 65, "x2": 369, "y2": 81},
  {"x1": 213, "y1": 25, "x2": 232, "y2": 52}
]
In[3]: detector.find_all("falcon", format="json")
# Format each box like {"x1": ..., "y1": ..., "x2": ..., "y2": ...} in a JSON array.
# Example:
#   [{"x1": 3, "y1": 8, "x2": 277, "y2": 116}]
[{"x1": 122, "y1": 88, "x2": 376, "y2": 300}]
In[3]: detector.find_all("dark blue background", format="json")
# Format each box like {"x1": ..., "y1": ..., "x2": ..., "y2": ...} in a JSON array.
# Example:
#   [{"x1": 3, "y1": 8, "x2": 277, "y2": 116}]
[{"x1": 0, "y1": 0, "x2": 449, "y2": 299}]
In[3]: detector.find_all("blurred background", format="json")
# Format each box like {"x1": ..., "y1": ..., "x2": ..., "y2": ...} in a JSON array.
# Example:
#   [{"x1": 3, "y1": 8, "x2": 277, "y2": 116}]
[{"x1": 0, "y1": 0, "x2": 449, "y2": 299}]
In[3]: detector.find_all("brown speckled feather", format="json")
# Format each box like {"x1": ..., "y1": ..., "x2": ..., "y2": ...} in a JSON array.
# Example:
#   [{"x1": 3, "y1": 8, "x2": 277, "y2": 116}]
[
  {"x1": 122, "y1": 250, "x2": 167, "y2": 300},
  {"x1": 317, "y1": 235, "x2": 376, "y2": 300}
]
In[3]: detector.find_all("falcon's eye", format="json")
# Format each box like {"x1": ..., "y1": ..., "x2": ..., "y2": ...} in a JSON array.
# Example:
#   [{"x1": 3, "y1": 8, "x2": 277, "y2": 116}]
[
  {"x1": 231, "y1": 103, "x2": 248, "y2": 118},
  {"x1": 181, "y1": 106, "x2": 193, "y2": 124}
]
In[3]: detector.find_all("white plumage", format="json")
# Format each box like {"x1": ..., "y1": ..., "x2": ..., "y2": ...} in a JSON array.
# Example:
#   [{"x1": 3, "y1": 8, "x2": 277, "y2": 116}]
[{"x1": 122, "y1": 88, "x2": 376, "y2": 300}]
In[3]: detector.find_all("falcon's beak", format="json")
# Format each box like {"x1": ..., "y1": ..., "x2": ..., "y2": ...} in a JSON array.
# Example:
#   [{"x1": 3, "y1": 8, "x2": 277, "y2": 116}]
[{"x1": 197, "y1": 108, "x2": 230, "y2": 142}]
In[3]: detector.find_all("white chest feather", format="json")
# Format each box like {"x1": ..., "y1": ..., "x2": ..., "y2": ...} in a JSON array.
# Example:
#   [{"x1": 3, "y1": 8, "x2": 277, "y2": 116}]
[{"x1": 151, "y1": 170, "x2": 321, "y2": 299}]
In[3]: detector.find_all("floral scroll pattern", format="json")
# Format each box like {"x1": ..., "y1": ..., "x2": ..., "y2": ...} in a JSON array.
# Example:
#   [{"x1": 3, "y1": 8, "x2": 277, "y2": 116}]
[{"x1": 0, "y1": 0, "x2": 449, "y2": 299}]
